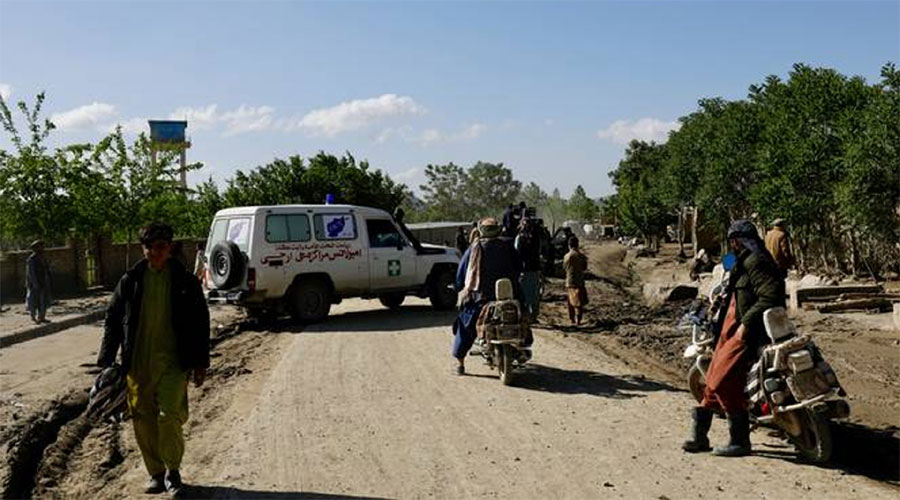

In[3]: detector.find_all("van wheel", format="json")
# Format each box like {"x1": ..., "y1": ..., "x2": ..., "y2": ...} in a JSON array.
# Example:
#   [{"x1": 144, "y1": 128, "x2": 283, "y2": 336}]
[
  {"x1": 379, "y1": 292, "x2": 406, "y2": 310},
  {"x1": 209, "y1": 241, "x2": 244, "y2": 289},
  {"x1": 428, "y1": 268, "x2": 457, "y2": 310},
  {"x1": 289, "y1": 279, "x2": 331, "y2": 323}
]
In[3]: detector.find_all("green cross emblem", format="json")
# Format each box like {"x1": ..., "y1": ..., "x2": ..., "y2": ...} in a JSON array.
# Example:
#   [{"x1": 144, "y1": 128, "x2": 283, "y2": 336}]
[{"x1": 388, "y1": 259, "x2": 401, "y2": 277}]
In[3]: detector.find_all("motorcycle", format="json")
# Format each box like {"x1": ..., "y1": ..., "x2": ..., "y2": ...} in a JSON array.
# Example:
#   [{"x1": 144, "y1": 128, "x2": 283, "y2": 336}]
[
  {"x1": 474, "y1": 278, "x2": 532, "y2": 386},
  {"x1": 679, "y1": 253, "x2": 850, "y2": 463}
]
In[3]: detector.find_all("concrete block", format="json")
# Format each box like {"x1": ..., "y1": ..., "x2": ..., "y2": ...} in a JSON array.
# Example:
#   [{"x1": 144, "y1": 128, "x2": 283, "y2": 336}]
[
  {"x1": 894, "y1": 303, "x2": 900, "y2": 332},
  {"x1": 789, "y1": 284, "x2": 883, "y2": 311}
]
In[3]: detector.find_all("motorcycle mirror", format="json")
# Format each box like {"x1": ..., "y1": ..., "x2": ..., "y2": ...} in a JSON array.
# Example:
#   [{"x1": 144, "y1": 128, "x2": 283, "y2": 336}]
[{"x1": 723, "y1": 252, "x2": 737, "y2": 271}]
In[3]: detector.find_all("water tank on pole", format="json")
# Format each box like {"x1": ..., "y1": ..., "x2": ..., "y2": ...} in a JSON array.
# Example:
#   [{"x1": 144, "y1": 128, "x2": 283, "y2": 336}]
[
  {"x1": 148, "y1": 120, "x2": 191, "y2": 188},
  {"x1": 148, "y1": 120, "x2": 188, "y2": 143}
]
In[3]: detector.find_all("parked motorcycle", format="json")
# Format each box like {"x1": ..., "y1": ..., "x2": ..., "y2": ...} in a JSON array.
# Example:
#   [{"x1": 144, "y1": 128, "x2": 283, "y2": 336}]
[
  {"x1": 475, "y1": 278, "x2": 532, "y2": 385},
  {"x1": 679, "y1": 253, "x2": 850, "y2": 463}
]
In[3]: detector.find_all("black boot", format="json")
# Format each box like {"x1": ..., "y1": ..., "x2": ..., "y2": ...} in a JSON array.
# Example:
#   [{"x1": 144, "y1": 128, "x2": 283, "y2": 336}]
[
  {"x1": 713, "y1": 411, "x2": 751, "y2": 457},
  {"x1": 144, "y1": 473, "x2": 165, "y2": 494},
  {"x1": 682, "y1": 407, "x2": 713, "y2": 453},
  {"x1": 165, "y1": 469, "x2": 184, "y2": 494}
]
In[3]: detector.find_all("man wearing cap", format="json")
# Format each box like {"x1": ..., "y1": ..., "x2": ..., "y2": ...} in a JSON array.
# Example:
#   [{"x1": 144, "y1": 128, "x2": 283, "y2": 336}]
[
  {"x1": 97, "y1": 222, "x2": 210, "y2": 494},
  {"x1": 764, "y1": 218, "x2": 795, "y2": 277},
  {"x1": 453, "y1": 217, "x2": 522, "y2": 375},
  {"x1": 682, "y1": 219, "x2": 784, "y2": 458},
  {"x1": 25, "y1": 240, "x2": 52, "y2": 323}
]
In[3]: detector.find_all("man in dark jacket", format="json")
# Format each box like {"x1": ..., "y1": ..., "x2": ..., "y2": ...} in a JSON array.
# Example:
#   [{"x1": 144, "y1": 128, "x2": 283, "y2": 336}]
[
  {"x1": 97, "y1": 223, "x2": 210, "y2": 494},
  {"x1": 25, "y1": 239, "x2": 52, "y2": 323},
  {"x1": 515, "y1": 217, "x2": 543, "y2": 322},
  {"x1": 683, "y1": 219, "x2": 784, "y2": 457}
]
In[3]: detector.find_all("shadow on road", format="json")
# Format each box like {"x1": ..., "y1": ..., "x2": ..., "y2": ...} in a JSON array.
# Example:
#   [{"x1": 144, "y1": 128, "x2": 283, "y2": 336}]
[
  {"x1": 754, "y1": 422, "x2": 899, "y2": 485},
  {"x1": 241, "y1": 305, "x2": 456, "y2": 335},
  {"x1": 828, "y1": 422, "x2": 899, "y2": 484},
  {"x1": 321, "y1": 305, "x2": 456, "y2": 333},
  {"x1": 185, "y1": 485, "x2": 390, "y2": 499},
  {"x1": 513, "y1": 362, "x2": 681, "y2": 399}
]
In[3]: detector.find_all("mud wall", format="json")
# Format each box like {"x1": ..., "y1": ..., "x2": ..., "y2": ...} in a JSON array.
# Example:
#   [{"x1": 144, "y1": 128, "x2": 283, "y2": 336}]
[{"x1": 0, "y1": 238, "x2": 203, "y2": 303}]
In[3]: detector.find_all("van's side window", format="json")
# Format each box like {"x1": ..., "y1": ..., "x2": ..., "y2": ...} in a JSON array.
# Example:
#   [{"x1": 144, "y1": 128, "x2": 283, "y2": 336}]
[
  {"x1": 266, "y1": 214, "x2": 311, "y2": 243},
  {"x1": 313, "y1": 213, "x2": 357, "y2": 241},
  {"x1": 366, "y1": 219, "x2": 405, "y2": 248}
]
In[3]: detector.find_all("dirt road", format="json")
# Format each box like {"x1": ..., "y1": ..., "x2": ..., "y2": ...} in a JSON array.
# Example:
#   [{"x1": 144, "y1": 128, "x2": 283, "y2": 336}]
[
  {"x1": 4, "y1": 244, "x2": 897, "y2": 499},
  {"x1": 59, "y1": 298, "x2": 893, "y2": 499}
]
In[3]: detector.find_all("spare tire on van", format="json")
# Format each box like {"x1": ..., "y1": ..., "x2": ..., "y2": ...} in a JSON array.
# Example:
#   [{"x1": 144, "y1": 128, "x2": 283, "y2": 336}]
[{"x1": 209, "y1": 241, "x2": 245, "y2": 289}]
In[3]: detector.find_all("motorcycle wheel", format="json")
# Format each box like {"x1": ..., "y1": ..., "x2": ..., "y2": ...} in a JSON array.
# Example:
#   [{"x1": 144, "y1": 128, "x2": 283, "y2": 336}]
[
  {"x1": 687, "y1": 365, "x2": 706, "y2": 404},
  {"x1": 498, "y1": 346, "x2": 515, "y2": 386},
  {"x1": 785, "y1": 408, "x2": 832, "y2": 463}
]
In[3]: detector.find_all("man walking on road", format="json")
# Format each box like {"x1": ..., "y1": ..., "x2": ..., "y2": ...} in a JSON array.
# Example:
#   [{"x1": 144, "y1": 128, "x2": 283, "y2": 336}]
[
  {"x1": 563, "y1": 236, "x2": 588, "y2": 325},
  {"x1": 97, "y1": 223, "x2": 210, "y2": 495},
  {"x1": 25, "y1": 239, "x2": 52, "y2": 324},
  {"x1": 515, "y1": 218, "x2": 543, "y2": 322},
  {"x1": 764, "y1": 218, "x2": 795, "y2": 277}
]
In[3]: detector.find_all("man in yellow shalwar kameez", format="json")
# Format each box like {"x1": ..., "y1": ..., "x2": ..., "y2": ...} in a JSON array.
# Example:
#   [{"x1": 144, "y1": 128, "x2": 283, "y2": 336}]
[{"x1": 98, "y1": 223, "x2": 209, "y2": 495}]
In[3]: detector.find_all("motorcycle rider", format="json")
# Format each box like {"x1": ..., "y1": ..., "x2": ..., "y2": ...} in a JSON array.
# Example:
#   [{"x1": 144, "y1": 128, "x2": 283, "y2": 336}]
[
  {"x1": 682, "y1": 219, "x2": 784, "y2": 457},
  {"x1": 453, "y1": 217, "x2": 522, "y2": 375}
]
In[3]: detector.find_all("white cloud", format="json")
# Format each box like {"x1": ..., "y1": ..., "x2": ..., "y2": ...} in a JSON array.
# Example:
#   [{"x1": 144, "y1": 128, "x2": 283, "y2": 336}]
[
  {"x1": 374, "y1": 125, "x2": 416, "y2": 144},
  {"x1": 295, "y1": 94, "x2": 425, "y2": 136},
  {"x1": 374, "y1": 128, "x2": 395, "y2": 144},
  {"x1": 0, "y1": 83, "x2": 11, "y2": 101},
  {"x1": 392, "y1": 167, "x2": 422, "y2": 183},
  {"x1": 220, "y1": 105, "x2": 275, "y2": 136},
  {"x1": 376, "y1": 123, "x2": 486, "y2": 146},
  {"x1": 106, "y1": 118, "x2": 147, "y2": 135},
  {"x1": 169, "y1": 104, "x2": 218, "y2": 130},
  {"x1": 596, "y1": 118, "x2": 680, "y2": 144},
  {"x1": 419, "y1": 128, "x2": 443, "y2": 145},
  {"x1": 458, "y1": 123, "x2": 487, "y2": 140},
  {"x1": 51, "y1": 102, "x2": 118, "y2": 130}
]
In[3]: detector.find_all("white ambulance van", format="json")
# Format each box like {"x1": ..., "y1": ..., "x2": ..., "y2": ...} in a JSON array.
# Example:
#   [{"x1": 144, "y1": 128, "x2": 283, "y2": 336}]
[{"x1": 204, "y1": 205, "x2": 459, "y2": 322}]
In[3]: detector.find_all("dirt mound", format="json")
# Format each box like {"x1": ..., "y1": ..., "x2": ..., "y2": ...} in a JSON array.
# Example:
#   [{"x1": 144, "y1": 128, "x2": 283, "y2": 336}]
[
  {"x1": 1, "y1": 389, "x2": 88, "y2": 499},
  {"x1": 0, "y1": 304, "x2": 274, "y2": 499}
]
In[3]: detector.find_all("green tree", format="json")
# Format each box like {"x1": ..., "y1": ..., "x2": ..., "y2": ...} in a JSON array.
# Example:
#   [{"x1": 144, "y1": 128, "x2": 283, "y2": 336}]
[
  {"x1": 0, "y1": 92, "x2": 71, "y2": 246},
  {"x1": 748, "y1": 64, "x2": 871, "y2": 271},
  {"x1": 56, "y1": 142, "x2": 121, "y2": 239},
  {"x1": 609, "y1": 140, "x2": 673, "y2": 249},
  {"x1": 464, "y1": 162, "x2": 522, "y2": 219},
  {"x1": 222, "y1": 152, "x2": 404, "y2": 213},
  {"x1": 303, "y1": 152, "x2": 405, "y2": 211},
  {"x1": 419, "y1": 163, "x2": 469, "y2": 221},
  {"x1": 836, "y1": 63, "x2": 900, "y2": 275},
  {"x1": 597, "y1": 194, "x2": 619, "y2": 224},
  {"x1": 567, "y1": 185, "x2": 599, "y2": 222},
  {"x1": 541, "y1": 188, "x2": 568, "y2": 232},
  {"x1": 186, "y1": 178, "x2": 225, "y2": 238},
  {"x1": 90, "y1": 128, "x2": 199, "y2": 264},
  {"x1": 521, "y1": 182, "x2": 548, "y2": 211},
  {"x1": 223, "y1": 155, "x2": 307, "y2": 207}
]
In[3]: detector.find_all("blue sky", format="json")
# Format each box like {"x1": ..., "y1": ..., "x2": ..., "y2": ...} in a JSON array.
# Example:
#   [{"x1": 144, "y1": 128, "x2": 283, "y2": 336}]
[{"x1": 1, "y1": 1, "x2": 897, "y2": 198}]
